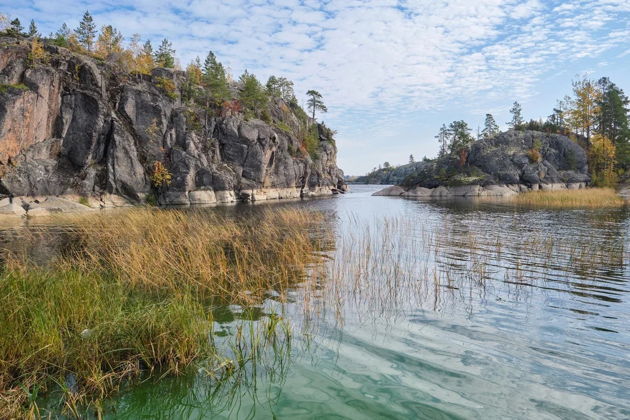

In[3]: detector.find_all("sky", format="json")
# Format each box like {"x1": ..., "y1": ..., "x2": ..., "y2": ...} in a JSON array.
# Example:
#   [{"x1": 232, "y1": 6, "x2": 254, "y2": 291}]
[{"x1": 2, "y1": 0, "x2": 630, "y2": 175}]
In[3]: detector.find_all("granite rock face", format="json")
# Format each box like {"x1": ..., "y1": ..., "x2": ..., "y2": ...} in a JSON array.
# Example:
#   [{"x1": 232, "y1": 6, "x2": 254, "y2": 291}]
[
  {"x1": 0, "y1": 38, "x2": 345, "y2": 207},
  {"x1": 373, "y1": 130, "x2": 590, "y2": 197},
  {"x1": 398, "y1": 130, "x2": 589, "y2": 190}
]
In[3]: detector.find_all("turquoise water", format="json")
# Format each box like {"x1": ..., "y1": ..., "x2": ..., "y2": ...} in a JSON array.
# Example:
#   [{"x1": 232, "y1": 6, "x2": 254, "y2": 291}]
[{"x1": 4, "y1": 185, "x2": 630, "y2": 419}]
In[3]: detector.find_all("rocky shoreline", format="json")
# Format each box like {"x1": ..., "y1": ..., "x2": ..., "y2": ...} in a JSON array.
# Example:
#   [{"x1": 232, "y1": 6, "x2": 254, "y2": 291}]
[
  {"x1": 0, "y1": 185, "x2": 345, "y2": 217},
  {"x1": 373, "y1": 182, "x2": 587, "y2": 198}
]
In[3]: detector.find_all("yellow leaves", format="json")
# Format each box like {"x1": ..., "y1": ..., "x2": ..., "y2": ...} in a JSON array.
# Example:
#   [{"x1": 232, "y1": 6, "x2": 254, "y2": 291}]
[
  {"x1": 150, "y1": 161, "x2": 172, "y2": 188},
  {"x1": 186, "y1": 63, "x2": 202, "y2": 85},
  {"x1": 28, "y1": 37, "x2": 48, "y2": 65},
  {"x1": 568, "y1": 78, "x2": 602, "y2": 137},
  {"x1": 589, "y1": 134, "x2": 617, "y2": 187}
]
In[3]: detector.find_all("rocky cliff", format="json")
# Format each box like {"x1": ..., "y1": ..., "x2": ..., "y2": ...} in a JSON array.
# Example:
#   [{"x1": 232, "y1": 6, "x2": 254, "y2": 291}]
[
  {"x1": 0, "y1": 38, "x2": 345, "y2": 213},
  {"x1": 353, "y1": 161, "x2": 425, "y2": 185},
  {"x1": 375, "y1": 130, "x2": 590, "y2": 197}
]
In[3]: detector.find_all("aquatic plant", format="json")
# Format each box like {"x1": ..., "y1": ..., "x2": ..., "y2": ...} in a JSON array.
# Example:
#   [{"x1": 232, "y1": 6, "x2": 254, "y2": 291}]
[
  {"x1": 0, "y1": 208, "x2": 321, "y2": 417},
  {"x1": 512, "y1": 188, "x2": 624, "y2": 208}
]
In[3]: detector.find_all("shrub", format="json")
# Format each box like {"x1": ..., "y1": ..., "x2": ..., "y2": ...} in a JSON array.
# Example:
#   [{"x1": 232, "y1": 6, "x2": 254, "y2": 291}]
[
  {"x1": 302, "y1": 125, "x2": 319, "y2": 160},
  {"x1": 154, "y1": 77, "x2": 177, "y2": 100},
  {"x1": 27, "y1": 37, "x2": 49, "y2": 66},
  {"x1": 527, "y1": 148, "x2": 542, "y2": 163},
  {"x1": 150, "y1": 161, "x2": 172, "y2": 188}
]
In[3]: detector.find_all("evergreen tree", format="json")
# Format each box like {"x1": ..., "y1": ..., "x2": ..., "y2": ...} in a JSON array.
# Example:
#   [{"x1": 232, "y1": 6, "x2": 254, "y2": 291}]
[
  {"x1": 5, "y1": 18, "x2": 24, "y2": 37},
  {"x1": 266, "y1": 76, "x2": 295, "y2": 102},
  {"x1": 508, "y1": 101, "x2": 524, "y2": 129},
  {"x1": 306, "y1": 90, "x2": 327, "y2": 121},
  {"x1": 481, "y1": 113, "x2": 499, "y2": 138},
  {"x1": 202, "y1": 51, "x2": 230, "y2": 105},
  {"x1": 52, "y1": 23, "x2": 71, "y2": 47},
  {"x1": 142, "y1": 40, "x2": 153, "y2": 55},
  {"x1": 28, "y1": 19, "x2": 39, "y2": 37},
  {"x1": 435, "y1": 124, "x2": 450, "y2": 157},
  {"x1": 596, "y1": 77, "x2": 630, "y2": 168},
  {"x1": 154, "y1": 38, "x2": 175, "y2": 68},
  {"x1": 75, "y1": 11, "x2": 97, "y2": 51},
  {"x1": 238, "y1": 71, "x2": 268, "y2": 118},
  {"x1": 448, "y1": 120, "x2": 474, "y2": 154},
  {"x1": 409, "y1": 154, "x2": 415, "y2": 164}
]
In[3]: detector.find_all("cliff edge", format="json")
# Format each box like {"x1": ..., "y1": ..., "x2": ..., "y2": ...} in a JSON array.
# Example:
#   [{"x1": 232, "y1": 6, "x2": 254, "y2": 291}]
[{"x1": 0, "y1": 38, "x2": 345, "y2": 214}]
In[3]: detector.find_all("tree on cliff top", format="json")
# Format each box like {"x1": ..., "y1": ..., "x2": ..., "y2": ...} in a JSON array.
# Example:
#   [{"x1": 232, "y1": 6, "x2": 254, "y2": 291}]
[
  {"x1": 508, "y1": 101, "x2": 524, "y2": 129},
  {"x1": 28, "y1": 20, "x2": 39, "y2": 38},
  {"x1": 154, "y1": 39, "x2": 175, "y2": 68},
  {"x1": 267, "y1": 76, "x2": 295, "y2": 102},
  {"x1": 306, "y1": 90, "x2": 327, "y2": 121},
  {"x1": 75, "y1": 11, "x2": 96, "y2": 51},
  {"x1": 238, "y1": 71, "x2": 268, "y2": 119},
  {"x1": 481, "y1": 113, "x2": 499, "y2": 139},
  {"x1": 96, "y1": 25, "x2": 123, "y2": 57},
  {"x1": 202, "y1": 51, "x2": 231, "y2": 105}
]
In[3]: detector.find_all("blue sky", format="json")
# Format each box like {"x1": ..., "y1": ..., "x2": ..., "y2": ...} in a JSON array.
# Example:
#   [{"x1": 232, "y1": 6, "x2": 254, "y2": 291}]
[{"x1": 2, "y1": 0, "x2": 630, "y2": 175}]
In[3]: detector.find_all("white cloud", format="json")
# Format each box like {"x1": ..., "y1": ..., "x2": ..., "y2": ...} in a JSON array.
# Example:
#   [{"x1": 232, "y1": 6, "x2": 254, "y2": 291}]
[{"x1": 1, "y1": 0, "x2": 629, "y2": 173}]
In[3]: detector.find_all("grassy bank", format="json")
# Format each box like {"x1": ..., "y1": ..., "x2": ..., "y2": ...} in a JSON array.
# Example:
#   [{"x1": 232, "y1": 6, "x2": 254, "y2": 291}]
[
  {"x1": 0, "y1": 209, "x2": 321, "y2": 417},
  {"x1": 512, "y1": 188, "x2": 625, "y2": 208}
]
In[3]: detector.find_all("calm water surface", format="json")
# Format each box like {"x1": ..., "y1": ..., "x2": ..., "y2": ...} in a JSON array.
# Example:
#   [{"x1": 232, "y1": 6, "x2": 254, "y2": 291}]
[{"x1": 2, "y1": 185, "x2": 629, "y2": 419}]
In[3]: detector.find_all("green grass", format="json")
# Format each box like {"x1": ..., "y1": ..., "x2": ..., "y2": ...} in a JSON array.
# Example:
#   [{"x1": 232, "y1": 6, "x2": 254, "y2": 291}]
[{"x1": 0, "y1": 208, "x2": 321, "y2": 416}]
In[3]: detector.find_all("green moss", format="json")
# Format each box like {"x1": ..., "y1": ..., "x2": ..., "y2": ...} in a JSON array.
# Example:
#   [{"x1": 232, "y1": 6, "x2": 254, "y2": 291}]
[
  {"x1": 303, "y1": 124, "x2": 320, "y2": 160},
  {"x1": 0, "y1": 83, "x2": 29, "y2": 94},
  {"x1": 274, "y1": 121, "x2": 292, "y2": 134}
]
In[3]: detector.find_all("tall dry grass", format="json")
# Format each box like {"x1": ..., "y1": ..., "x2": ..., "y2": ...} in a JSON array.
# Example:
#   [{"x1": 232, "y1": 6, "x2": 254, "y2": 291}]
[
  {"x1": 0, "y1": 208, "x2": 321, "y2": 417},
  {"x1": 512, "y1": 188, "x2": 625, "y2": 208}
]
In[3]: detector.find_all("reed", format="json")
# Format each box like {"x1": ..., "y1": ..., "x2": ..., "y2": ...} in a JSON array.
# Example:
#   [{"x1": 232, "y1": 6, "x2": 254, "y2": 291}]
[
  {"x1": 511, "y1": 188, "x2": 625, "y2": 208},
  {"x1": 0, "y1": 208, "x2": 320, "y2": 417}
]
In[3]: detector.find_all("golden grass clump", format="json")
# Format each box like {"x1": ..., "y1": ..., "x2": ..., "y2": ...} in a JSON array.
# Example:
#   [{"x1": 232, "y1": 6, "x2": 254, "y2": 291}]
[
  {"x1": 512, "y1": 188, "x2": 625, "y2": 208},
  {"x1": 0, "y1": 208, "x2": 321, "y2": 417}
]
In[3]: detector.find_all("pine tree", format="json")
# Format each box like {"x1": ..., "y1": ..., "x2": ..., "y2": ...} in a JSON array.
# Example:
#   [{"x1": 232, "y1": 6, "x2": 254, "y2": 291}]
[
  {"x1": 306, "y1": 90, "x2": 327, "y2": 121},
  {"x1": 75, "y1": 11, "x2": 96, "y2": 51},
  {"x1": 481, "y1": 113, "x2": 499, "y2": 139},
  {"x1": 508, "y1": 101, "x2": 524, "y2": 129},
  {"x1": 596, "y1": 77, "x2": 630, "y2": 169},
  {"x1": 435, "y1": 124, "x2": 450, "y2": 157},
  {"x1": 238, "y1": 71, "x2": 268, "y2": 118},
  {"x1": 409, "y1": 154, "x2": 415, "y2": 164},
  {"x1": 202, "y1": 51, "x2": 230, "y2": 105},
  {"x1": 28, "y1": 19, "x2": 39, "y2": 37},
  {"x1": 6, "y1": 18, "x2": 23, "y2": 37},
  {"x1": 154, "y1": 38, "x2": 175, "y2": 68},
  {"x1": 448, "y1": 120, "x2": 474, "y2": 154}
]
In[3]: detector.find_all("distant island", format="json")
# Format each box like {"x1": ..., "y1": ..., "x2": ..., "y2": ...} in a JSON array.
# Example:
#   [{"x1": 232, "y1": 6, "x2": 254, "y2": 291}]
[{"x1": 356, "y1": 78, "x2": 629, "y2": 199}]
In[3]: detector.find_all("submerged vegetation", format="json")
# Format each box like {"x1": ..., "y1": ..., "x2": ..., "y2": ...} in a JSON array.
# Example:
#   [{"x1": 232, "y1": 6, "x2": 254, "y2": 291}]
[
  {"x1": 0, "y1": 209, "x2": 321, "y2": 417},
  {"x1": 512, "y1": 188, "x2": 625, "y2": 208}
]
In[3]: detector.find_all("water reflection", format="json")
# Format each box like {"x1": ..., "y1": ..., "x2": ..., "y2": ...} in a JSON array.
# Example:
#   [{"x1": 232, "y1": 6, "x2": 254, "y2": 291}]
[{"x1": 3, "y1": 185, "x2": 630, "y2": 418}]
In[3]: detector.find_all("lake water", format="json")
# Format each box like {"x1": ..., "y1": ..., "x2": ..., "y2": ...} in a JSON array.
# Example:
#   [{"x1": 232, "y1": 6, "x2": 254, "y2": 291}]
[{"x1": 2, "y1": 185, "x2": 630, "y2": 419}]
